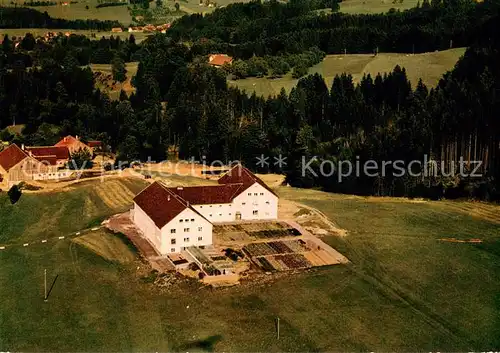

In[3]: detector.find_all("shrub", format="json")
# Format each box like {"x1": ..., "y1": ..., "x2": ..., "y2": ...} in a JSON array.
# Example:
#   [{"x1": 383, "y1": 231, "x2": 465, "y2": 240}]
[{"x1": 8, "y1": 184, "x2": 22, "y2": 204}]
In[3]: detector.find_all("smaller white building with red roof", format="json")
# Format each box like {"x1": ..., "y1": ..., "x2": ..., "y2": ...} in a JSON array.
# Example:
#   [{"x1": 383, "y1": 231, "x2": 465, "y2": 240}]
[
  {"x1": 132, "y1": 165, "x2": 278, "y2": 254},
  {"x1": 208, "y1": 54, "x2": 233, "y2": 67}
]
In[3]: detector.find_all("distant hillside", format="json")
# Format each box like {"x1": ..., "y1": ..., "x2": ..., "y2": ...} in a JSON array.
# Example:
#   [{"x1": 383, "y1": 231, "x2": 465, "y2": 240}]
[{"x1": 230, "y1": 48, "x2": 466, "y2": 97}]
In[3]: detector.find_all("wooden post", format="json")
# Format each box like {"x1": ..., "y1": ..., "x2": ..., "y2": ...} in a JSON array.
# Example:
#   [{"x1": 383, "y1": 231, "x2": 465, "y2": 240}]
[
  {"x1": 276, "y1": 317, "x2": 280, "y2": 340},
  {"x1": 44, "y1": 269, "x2": 47, "y2": 302}
]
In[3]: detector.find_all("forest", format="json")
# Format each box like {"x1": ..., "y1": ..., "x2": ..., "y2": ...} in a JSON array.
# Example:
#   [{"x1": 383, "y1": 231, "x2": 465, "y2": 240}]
[{"x1": 0, "y1": 0, "x2": 499, "y2": 200}]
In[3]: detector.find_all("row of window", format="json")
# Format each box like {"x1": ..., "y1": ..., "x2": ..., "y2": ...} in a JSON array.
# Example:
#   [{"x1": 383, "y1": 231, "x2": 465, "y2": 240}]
[
  {"x1": 171, "y1": 246, "x2": 205, "y2": 252},
  {"x1": 170, "y1": 236, "x2": 203, "y2": 245},
  {"x1": 248, "y1": 192, "x2": 265, "y2": 196},
  {"x1": 179, "y1": 218, "x2": 195, "y2": 223},
  {"x1": 170, "y1": 227, "x2": 203, "y2": 234},
  {"x1": 241, "y1": 201, "x2": 270, "y2": 205}
]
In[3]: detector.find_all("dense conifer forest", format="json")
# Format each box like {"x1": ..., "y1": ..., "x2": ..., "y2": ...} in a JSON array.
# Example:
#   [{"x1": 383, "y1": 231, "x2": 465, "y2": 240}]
[{"x1": 0, "y1": 0, "x2": 499, "y2": 200}]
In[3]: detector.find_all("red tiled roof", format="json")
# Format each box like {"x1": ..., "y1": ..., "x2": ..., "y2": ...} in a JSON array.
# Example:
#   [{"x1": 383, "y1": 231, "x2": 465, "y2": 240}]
[
  {"x1": 87, "y1": 141, "x2": 102, "y2": 148},
  {"x1": 218, "y1": 164, "x2": 278, "y2": 197},
  {"x1": 208, "y1": 54, "x2": 233, "y2": 66},
  {"x1": 133, "y1": 182, "x2": 188, "y2": 229},
  {"x1": 55, "y1": 135, "x2": 79, "y2": 147},
  {"x1": 34, "y1": 155, "x2": 59, "y2": 166},
  {"x1": 0, "y1": 144, "x2": 28, "y2": 172},
  {"x1": 168, "y1": 183, "x2": 244, "y2": 205},
  {"x1": 25, "y1": 146, "x2": 69, "y2": 160}
]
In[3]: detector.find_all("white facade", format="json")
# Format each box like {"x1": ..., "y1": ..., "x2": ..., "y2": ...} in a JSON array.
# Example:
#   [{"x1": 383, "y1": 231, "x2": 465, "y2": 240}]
[
  {"x1": 231, "y1": 182, "x2": 278, "y2": 221},
  {"x1": 133, "y1": 203, "x2": 213, "y2": 255},
  {"x1": 160, "y1": 208, "x2": 213, "y2": 254},
  {"x1": 132, "y1": 177, "x2": 278, "y2": 255},
  {"x1": 192, "y1": 203, "x2": 234, "y2": 223},
  {"x1": 191, "y1": 182, "x2": 278, "y2": 223}
]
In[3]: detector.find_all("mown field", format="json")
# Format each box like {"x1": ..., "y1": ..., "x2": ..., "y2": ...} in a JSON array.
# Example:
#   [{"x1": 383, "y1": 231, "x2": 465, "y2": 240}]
[
  {"x1": 2, "y1": 0, "x2": 133, "y2": 23},
  {"x1": 231, "y1": 48, "x2": 466, "y2": 97},
  {"x1": 339, "y1": 0, "x2": 420, "y2": 13},
  {"x1": 1, "y1": 177, "x2": 500, "y2": 351}
]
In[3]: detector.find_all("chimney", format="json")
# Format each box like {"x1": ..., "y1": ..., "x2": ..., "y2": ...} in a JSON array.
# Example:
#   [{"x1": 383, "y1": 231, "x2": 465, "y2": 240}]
[
  {"x1": 75, "y1": 135, "x2": 79, "y2": 141},
  {"x1": 29, "y1": 151, "x2": 32, "y2": 157},
  {"x1": 177, "y1": 186, "x2": 183, "y2": 190},
  {"x1": 168, "y1": 195, "x2": 170, "y2": 201},
  {"x1": 21, "y1": 144, "x2": 25, "y2": 150}
]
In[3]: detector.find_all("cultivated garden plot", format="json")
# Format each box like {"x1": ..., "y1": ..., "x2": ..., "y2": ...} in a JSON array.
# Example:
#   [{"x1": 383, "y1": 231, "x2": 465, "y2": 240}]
[
  {"x1": 243, "y1": 238, "x2": 342, "y2": 272},
  {"x1": 213, "y1": 221, "x2": 301, "y2": 244}
]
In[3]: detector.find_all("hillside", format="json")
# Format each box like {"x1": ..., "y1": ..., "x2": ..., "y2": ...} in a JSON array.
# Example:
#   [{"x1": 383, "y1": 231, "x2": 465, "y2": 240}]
[
  {"x1": 1, "y1": 177, "x2": 500, "y2": 350},
  {"x1": 230, "y1": 48, "x2": 466, "y2": 97}
]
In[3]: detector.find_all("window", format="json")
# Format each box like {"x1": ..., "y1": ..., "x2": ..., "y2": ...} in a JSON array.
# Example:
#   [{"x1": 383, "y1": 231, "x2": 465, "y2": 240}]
[
  {"x1": 198, "y1": 227, "x2": 203, "y2": 231},
  {"x1": 229, "y1": 213, "x2": 232, "y2": 216},
  {"x1": 184, "y1": 237, "x2": 190, "y2": 242},
  {"x1": 171, "y1": 248, "x2": 176, "y2": 253},
  {"x1": 242, "y1": 202, "x2": 246, "y2": 205},
  {"x1": 248, "y1": 192, "x2": 251, "y2": 196},
  {"x1": 182, "y1": 247, "x2": 186, "y2": 251},
  {"x1": 260, "y1": 192, "x2": 264, "y2": 195},
  {"x1": 200, "y1": 206, "x2": 203, "y2": 208},
  {"x1": 266, "y1": 201, "x2": 270, "y2": 204},
  {"x1": 253, "y1": 210, "x2": 258, "y2": 215},
  {"x1": 179, "y1": 219, "x2": 183, "y2": 223},
  {"x1": 254, "y1": 193, "x2": 258, "y2": 196},
  {"x1": 209, "y1": 214, "x2": 212, "y2": 217},
  {"x1": 171, "y1": 238, "x2": 176, "y2": 244},
  {"x1": 170, "y1": 229, "x2": 176, "y2": 234},
  {"x1": 219, "y1": 205, "x2": 222, "y2": 207},
  {"x1": 184, "y1": 228, "x2": 190, "y2": 232},
  {"x1": 210, "y1": 205, "x2": 213, "y2": 207},
  {"x1": 198, "y1": 236, "x2": 203, "y2": 241},
  {"x1": 218, "y1": 213, "x2": 222, "y2": 216},
  {"x1": 191, "y1": 218, "x2": 194, "y2": 222},
  {"x1": 185, "y1": 219, "x2": 189, "y2": 222}
]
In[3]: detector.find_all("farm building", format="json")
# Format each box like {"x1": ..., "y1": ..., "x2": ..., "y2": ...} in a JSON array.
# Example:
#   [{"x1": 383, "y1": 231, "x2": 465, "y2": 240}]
[
  {"x1": 55, "y1": 135, "x2": 101, "y2": 155},
  {"x1": 0, "y1": 144, "x2": 71, "y2": 187},
  {"x1": 132, "y1": 164, "x2": 279, "y2": 254},
  {"x1": 208, "y1": 54, "x2": 233, "y2": 67}
]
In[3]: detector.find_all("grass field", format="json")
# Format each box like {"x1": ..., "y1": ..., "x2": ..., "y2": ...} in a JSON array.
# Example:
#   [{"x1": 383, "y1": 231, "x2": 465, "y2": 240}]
[
  {"x1": 231, "y1": 48, "x2": 466, "y2": 97},
  {"x1": 1, "y1": 178, "x2": 500, "y2": 351},
  {"x1": 89, "y1": 62, "x2": 138, "y2": 99},
  {"x1": 2, "y1": 0, "x2": 133, "y2": 23},
  {"x1": 339, "y1": 0, "x2": 420, "y2": 13}
]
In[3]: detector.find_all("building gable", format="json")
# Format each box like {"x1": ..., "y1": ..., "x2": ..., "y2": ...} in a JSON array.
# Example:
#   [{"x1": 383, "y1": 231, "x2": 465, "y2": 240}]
[
  {"x1": 0, "y1": 144, "x2": 29, "y2": 172},
  {"x1": 133, "y1": 182, "x2": 187, "y2": 229}
]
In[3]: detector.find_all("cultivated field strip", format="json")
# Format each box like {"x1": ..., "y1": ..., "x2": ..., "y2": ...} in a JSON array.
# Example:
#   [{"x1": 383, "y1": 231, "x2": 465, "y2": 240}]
[{"x1": 94, "y1": 180, "x2": 135, "y2": 209}]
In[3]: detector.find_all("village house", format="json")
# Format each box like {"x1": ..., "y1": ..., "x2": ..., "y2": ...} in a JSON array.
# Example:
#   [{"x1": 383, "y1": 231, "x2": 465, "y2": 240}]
[
  {"x1": 24, "y1": 145, "x2": 70, "y2": 168},
  {"x1": 0, "y1": 144, "x2": 71, "y2": 187},
  {"x1": 54, "y1": 135, "x2": 99, "y2": 155},
  {"x1": 132, "y1": 165, "x2": 279, "y2": 254},
  {"x1": 207, "y1": 54, "x2": 233, "y2": 67}
]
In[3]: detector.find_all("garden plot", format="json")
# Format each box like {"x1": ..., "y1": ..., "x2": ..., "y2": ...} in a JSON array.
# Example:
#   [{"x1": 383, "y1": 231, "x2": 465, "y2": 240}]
[
  {"x1": 213, "y1": 221, "x2": 301, "y2": 244},
  {"x1": 243, "y1": 238, "x2": 343, "y2": 272}
]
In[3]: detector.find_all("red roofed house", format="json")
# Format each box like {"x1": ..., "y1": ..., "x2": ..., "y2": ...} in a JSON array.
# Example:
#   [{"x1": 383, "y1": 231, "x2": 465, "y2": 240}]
[
  {"x1": 0, "y1": 144, "x2": 70, "y2": 187},
  {"x1": 208, "y1": 54, "x2": 233, "y2": 67},
  {"x1": 55, "y1": 135, "x2": 100, "y2": 155},
  {"x1": 25, "y1": 146, "x2": 70, "y2": 167},
  {"x1": 132, "y1": 164, "x2": 278, "y2": 254}
]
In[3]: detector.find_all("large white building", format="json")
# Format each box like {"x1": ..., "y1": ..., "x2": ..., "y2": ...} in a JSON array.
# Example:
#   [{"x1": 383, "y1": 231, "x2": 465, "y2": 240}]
[{"x1": 132, "y1": 165, "x2": 279, "y2": 254}]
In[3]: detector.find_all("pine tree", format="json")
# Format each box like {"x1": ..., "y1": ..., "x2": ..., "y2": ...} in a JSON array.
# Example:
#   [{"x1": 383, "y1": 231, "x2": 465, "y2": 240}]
[{"x1": 111, "y1": 54, "x2": 127, "y2": 83}]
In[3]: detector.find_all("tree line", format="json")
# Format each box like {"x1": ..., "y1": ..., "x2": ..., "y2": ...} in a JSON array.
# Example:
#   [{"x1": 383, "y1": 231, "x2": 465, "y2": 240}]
[{"x1": 169, "y1": 0, "x2": 499, "y2": 59}]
